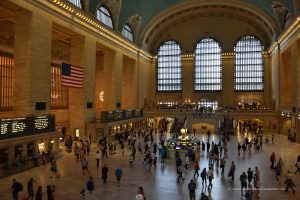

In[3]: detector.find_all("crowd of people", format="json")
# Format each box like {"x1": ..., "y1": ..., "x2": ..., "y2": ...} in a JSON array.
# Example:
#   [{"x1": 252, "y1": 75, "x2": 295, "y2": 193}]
[{"x1": 7, "y1": 122, "x2": 300, "y2": 200}]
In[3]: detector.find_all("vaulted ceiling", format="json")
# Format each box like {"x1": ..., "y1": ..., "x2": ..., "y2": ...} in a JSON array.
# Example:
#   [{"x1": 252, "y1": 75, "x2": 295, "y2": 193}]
[{"x1": 88, "y1": 0, "x2": 296, "y2": 52}]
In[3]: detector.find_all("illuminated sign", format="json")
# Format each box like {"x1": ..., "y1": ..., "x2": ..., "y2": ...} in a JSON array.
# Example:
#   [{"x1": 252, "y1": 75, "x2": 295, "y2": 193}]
[{"x1": 0, "y1": 115, "x2": 55, "y2": 139}]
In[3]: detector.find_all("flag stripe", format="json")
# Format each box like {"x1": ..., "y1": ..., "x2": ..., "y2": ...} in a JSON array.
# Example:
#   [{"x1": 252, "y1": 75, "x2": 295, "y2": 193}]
[{"x1": 61, "y1": 63, "x2": 84, "y2": 88}]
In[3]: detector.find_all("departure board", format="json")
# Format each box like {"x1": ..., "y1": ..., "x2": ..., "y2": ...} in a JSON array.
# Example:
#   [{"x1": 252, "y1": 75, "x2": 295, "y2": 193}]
[{"x1": 0, "y1": 115, "x2": 55, "y2": 139}]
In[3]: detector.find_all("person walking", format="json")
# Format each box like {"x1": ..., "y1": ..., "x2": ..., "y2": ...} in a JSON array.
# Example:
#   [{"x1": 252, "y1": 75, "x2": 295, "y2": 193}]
[
  {"x1": 35, "y1": 186, "x2": 42, "y2": 200},
  {"x1": 237, "y1": 143, "x2": 241, "y2": 156},
  {"x1": 101, "y1": 164, "x2": 108, "y2": 183},
  {"x1": 129, "y1": 154, "x2": 134, "y2": 169},
  {"x1": 247, "y1": 168, "x2": 253, "y2": 184},
  {"x1": 228, "y1": 161, "x2": 236, "y2": 181},
  {"x1": 270, "y1": 152, "x2": 276, "y2": 169},
  {"x1": 81, "y1": 157, "x2": 89, "y2": 174},
  {"x1": 95, "y1": 151, "x2": 101, "y2": 168},
  {"x1": 240, "y1": 172, "x2": 248, "y2": 195},
  {"x1": 244, "y1": 184, "x2": 253, "y2": 200},
  {"x1": 220, "y1": 157, "x2": 226, "y2": 174},
  {"x1": 135, "y1": 186, "x2": 145, "y2": 200},
  {"x1": 50, "y1": 161, "x2": 57, "y2": 178},
  {"x1": 284, "y1": 170, "x2": 296, "y2": 193},
  {"x1": 193, "y1": 161, "x2": 200, "y2": 178},
  {"x1": 295, "y1": 159, "x2": 300, "y2": 174},
  {"x1": 86, "y1": 176, "x2": 95, "y2": 200},
  {"x1": 11, "y1": 179, "x2": 23, "y2": 200},
  {"x1": 200, "y1": 168, "x2": 207, "y2": 186},
  {"x1": 27, "y1": 177, "x2": 34, "y2": 200},
  {"x1": 80, "y1": 189, "x2": 86, "y2": 200},
  {"x1": 115, "y1": 167, "x2": 123, "y2": 186},
  {"x1": 177, "y1": 163, "x2": 185, "y2": 183},
  {"x1": 188, "y1": 179, "x2": 197, "y2": 200},
  {"x1": 254, "y1": 166, "x2": 260, "y2": 188},
  {"x1": 46, "y1": 185, "x2": 55, "y2": 200},
  {"x1": 207, "y1": 167, "x2": 214, "y2": 189}
]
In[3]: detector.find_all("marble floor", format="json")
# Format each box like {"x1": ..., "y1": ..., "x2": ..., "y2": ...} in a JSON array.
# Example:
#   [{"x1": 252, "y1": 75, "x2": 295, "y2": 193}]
[{"x1": 0, "y1": 131, "x2": 299, "y2": 200}]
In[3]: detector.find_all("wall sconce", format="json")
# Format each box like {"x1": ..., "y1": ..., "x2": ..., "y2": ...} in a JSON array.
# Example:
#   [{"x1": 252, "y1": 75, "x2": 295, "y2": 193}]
[
  {"x1": 281, "y1": 112, "x2": 285, "y2": 116},
  {"x1": 99, "y1": 91, "x2": 104, "y2": 102},
  {"x1": 50, "y1": 140, "x2": 54, "y2": 144}
]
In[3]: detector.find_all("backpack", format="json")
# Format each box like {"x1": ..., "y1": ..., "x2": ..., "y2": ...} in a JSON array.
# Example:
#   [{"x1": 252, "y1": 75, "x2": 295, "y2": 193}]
[
  {"x1": 86, "y1": 180, "x2": 94, "y2": 191},
  {"x1": 17, "y1": 182, "x2": 23, "y2": 192}
]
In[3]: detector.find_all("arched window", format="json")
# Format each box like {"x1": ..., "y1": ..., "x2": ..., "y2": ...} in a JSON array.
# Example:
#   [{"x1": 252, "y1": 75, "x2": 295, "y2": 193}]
[
  {"x1": 67, "y1": 0, "x2": 82, "y2": 9},
  {"x1": 157, "y1": 40, "x2": 182, "y2": 92},
  {"x1": 234, "y1": 35, "x2": 264, "y2": 91},
  {"x1": 194, "y1": 38, "x2": 222, "y2": 91},
  {"x1": 96, "y1": 6, "x2": 113, "y2": 29},
  {"x1": 122, "y1": 24, "x2": 134, "y2": 41}
]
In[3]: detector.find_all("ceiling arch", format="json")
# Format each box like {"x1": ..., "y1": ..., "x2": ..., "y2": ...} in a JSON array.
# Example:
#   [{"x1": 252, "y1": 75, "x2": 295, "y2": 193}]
[{"x1": 137, "y1": 0, "x2": 280, "y2": 53}]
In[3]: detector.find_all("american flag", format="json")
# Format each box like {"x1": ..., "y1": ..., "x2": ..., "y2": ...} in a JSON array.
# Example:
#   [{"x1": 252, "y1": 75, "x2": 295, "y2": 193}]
[{"x1": 61, "y1": 63, "x2": 84, "y2": 88}]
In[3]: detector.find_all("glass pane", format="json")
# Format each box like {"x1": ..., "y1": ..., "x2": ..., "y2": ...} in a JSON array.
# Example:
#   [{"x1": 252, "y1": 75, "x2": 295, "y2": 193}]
[
  {"x1": 234, "y1": 36, "x2": 264, "y2": 91},
  {"x1": 157, "y1": 41, "x2": 182, "y2": 92}
]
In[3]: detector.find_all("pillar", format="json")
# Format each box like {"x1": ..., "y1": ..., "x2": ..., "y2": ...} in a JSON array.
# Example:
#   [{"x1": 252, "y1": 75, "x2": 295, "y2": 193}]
[
  {"x1": 69, "y1": 36, "x2": 96, "y2": 137},
  {"x1": 114, "y1": 51, "x2": 123, "y2": 109},
  {"x1": 14, "y1": 11, "x2": 52, "y2": 115},
  {"x1": 222, "y1": 55, "x2": 234, "y2": 107}
]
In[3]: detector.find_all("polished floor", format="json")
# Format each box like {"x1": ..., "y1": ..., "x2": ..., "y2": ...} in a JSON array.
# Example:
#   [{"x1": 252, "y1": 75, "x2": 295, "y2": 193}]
[{"x1": 0, "y1": 131, "x2": 299, "y2": 200}]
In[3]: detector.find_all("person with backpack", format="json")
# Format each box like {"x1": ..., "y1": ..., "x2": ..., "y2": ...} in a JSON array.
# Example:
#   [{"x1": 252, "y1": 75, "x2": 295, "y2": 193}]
[
  {"x1": 11, "y1": 179, "x2": 23, "y2": 200},
  {"x1": 115, "y1": 167, "x2": 123, "y2": 186},
  {"x1": 188, "y1": 179, "x2": 196, "y2": 200},
  {"x1": 193, "y1": 161, "x2": 200, "y2": 178},
  {"x1": 86, "y1": 176, "x2": 95, "y2": 200}
]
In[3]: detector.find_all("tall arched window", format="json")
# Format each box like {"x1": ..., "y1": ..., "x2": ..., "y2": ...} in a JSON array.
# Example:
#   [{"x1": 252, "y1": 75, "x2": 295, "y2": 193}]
[
  {"x1": 234, "y1": 35, "x2": 264, "y2": 91},
  {"x1": 194, "y1": 38, "x2": 222, "y2": 91},
  {"x1": 157, "y1": 40, "x2": 182, "y2": 92},
  {"x1": 67, "y1": 0, "x2": 82, "y2": 9},
  {"x1": 96, "y1": 6, "x2": 113, "y2": 29},
  {"x1": 122, "y1": 24, "x2": 133, "y2": 41}
]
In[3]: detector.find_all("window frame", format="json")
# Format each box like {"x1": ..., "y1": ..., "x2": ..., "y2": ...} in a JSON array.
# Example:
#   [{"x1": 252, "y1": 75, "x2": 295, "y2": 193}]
[
  {"x1": 96, "y1": 5, "x2": 114, "y2": 29},
  {"x1": 67, "y1": 0, "x2": 83, "y2": 9},
  {"x1": 0, "y1": 52, "x2": 13, "y2": 111},
  {"x1": 50, "y1": 63, "x2": 69, "y2": 110},
  {"x1": 156, "y1": 40, "x2": 183, "y2": 93},
  {"x1": 122, "y1": 23, "x2": 134, "y2": 42},
  {"x1": 234, "y1": 35, "x2": 264, "y2": 92},
  {"x1": 194, "y1": 37, "x2": 222, "y2": 92}
]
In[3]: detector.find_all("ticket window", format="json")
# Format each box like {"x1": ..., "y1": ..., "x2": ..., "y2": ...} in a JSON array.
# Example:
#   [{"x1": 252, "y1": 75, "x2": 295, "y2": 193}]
[
  {"x1": 14, "y1": 144, "x2": 22, "y2": 158},
  {"x1": 0, "y1": 147, "x2": 9, "y2": 164}
]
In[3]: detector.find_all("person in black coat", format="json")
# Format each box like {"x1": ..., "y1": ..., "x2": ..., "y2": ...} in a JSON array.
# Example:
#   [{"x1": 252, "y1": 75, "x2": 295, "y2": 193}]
[{"x1": 102, "y1": 164, "x2": 108, "y2": 183}]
